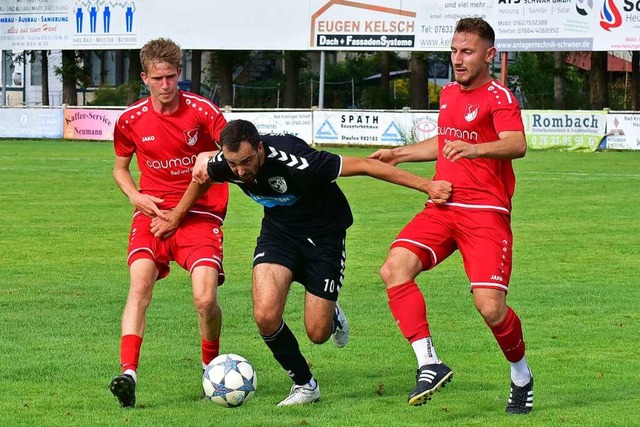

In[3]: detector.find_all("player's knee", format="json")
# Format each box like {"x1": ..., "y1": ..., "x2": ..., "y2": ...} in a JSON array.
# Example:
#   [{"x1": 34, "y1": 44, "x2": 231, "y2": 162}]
[
  {"x1": 253, "y1": 308, "x2": 281, "y2": 335},
  {"x1": 307, "y1": 332, "x2": 329, "y2": 344},
  {"x1": 379, "y1": 259, "x2": 401, "y2": 286},
  {"x1": 475, "y1": 301, "x2": 506, "y2": 325},
  {"x1": 194, "y1": 295, "x2": 219, "y2": 319},
  {"x1": 128, "y1": 280, "x2": 154, "y2": 307},
  {"x1": 306, "y1": 327, "x2": 331, "y2": 344}
]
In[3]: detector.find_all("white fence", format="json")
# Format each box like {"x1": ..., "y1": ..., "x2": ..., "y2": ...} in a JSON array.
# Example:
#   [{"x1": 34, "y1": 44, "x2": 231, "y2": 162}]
[{"x1": 1, "y1": 107, "x2": 639, "y2": 151}]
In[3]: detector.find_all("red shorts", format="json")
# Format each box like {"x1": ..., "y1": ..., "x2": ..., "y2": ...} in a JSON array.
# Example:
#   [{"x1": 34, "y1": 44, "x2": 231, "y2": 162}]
[
  {"x1": 127, "y1": 211, "x2": 225, "y2": 284},
  {"x1": 391, "y1": 205, "x2": 513, "y2": 292}
]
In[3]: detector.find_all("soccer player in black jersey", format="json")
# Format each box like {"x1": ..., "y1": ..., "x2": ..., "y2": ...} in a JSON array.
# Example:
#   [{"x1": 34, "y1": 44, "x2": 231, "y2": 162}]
[{"x1": 151, "y1": 119, "x2": 452, "y2": 406}]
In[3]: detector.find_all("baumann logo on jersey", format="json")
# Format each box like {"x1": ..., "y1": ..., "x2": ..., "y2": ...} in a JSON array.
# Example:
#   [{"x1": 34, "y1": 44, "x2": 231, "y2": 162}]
[
  {"x1": 146, "y1": 155, "x2": 197, "y2": 169},
  {"x1": 439, "y1": 127, "x2": 479, "y2": 141}
]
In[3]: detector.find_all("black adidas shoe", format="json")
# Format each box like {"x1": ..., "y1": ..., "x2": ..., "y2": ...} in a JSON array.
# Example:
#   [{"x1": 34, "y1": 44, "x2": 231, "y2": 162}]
[
  {"x1": 110, "y1": 374, "x2": 136, "y2": 408},
  {"x1": 506, "y1": 375, "x2": 533, "y2": 414},
  {"x1": 408, "y1": 363, "x2": 453, "y2": 406}
]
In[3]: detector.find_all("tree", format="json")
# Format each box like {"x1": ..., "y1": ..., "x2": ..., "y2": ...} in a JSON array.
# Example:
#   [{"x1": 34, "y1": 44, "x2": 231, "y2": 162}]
[
  {"x1": 509, "y1": 51, "x2": 587, "y2": 109},
  {"x1": 282, "y1": 51, "x2": 307, "y2": 108},
  {"x1": 190, "y1": 49, "x2": 202, "y2": 96},
  {"x1": 380, "y1": 51, "x2": 391, "y2": 106},
  {"x1": 59, "y1": 50, "x2": 79, "y2": 105},
  {"x1": 40, "y1": 50, "x2": 50, "y2": 106},
  {"x1": 208, "y1": 51, "x2": 251, "y2": 107},
  {"x1": 409, "y1": 52, "x2": 428, "y2": 109},
  {"x1": 553, "y1": 51, "x2": 566, "y2": 109},
  {"x1": 589, "y1": 51, "x2": 608, "y2": 109},
  {"x1": 631, "y1": 51, "x2": 639, "y2": 111},
  {"x1": 126, "y1": 49, "x2": 142, "y2": 104}
]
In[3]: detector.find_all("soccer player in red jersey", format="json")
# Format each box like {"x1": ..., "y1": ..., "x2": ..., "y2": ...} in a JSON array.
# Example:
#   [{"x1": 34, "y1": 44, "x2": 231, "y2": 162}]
[
  {"x1": 369, "y1": 18, "x2": 533, "y2": 414},
  {"x1": 109, "y1": 38, "x2": 228, "y2": 408}
]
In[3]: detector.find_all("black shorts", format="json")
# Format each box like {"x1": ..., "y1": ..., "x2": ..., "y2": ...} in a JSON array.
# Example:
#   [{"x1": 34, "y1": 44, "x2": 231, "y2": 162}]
[{"x1": 253, "y1": 225, "x2": 346, "y2": 301}]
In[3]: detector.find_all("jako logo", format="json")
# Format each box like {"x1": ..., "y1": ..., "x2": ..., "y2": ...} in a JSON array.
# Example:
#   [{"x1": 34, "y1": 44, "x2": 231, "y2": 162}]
[
  {"x1": 599, "y1": 0, "x2": 622, "y2": 31},
  {"x1": 142, "y1": 135, "x2": 155, "y2": 142}
]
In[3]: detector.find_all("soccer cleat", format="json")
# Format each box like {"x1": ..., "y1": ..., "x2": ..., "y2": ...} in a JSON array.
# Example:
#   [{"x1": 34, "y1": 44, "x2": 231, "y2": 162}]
[
  {"x1": 408, "y1": 363, "x2": 453, "y2": 406},
  {"x1": 277, "y1": 383, "x2": 321, "y2": 407},
  {"x1": 331, "y1": 304, "x2": 350, "y2": 348},
  {"x1": 506, "y1": 375, "x2": 534, "y2": 414},
  {"x1": 110, "y1": 374, "x2": 136, "y2": 408}
]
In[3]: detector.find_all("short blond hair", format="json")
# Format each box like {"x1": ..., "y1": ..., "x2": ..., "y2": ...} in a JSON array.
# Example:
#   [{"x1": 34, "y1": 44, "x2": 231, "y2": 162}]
[{"x1": 139, "y1": 38, "x2": 182, "y2": 73}]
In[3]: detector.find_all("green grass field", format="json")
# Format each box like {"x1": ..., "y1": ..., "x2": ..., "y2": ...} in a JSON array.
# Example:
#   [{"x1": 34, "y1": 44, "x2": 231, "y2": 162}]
[{"x1": 0, "y1": 139, "x2": 638, "y2": 426}]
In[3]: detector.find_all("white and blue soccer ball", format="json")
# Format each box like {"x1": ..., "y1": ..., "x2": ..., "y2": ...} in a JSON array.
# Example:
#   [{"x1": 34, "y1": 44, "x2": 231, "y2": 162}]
[{"x1": 203, "y1": 353, "x2": 257, "y2": 407}]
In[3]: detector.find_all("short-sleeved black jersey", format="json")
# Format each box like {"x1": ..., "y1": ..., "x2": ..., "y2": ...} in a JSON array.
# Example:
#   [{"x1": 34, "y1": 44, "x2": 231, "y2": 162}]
[{"x1": 207, "y1": 134, "x2": 353, "y2": 235}]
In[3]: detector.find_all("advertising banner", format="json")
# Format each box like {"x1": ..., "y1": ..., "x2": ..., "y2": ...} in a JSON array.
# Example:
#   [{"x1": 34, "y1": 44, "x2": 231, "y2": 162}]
[
  {"x1": 523, "y1": 110, "x2": 607, "y2": 151},
  {"x1": 313, "y1": 110, "x2": 413, "y2": 146},
  {"x1": 603, "y1": 113, "x2": 640, "y2": 150},
  {"x1": 1, "y1": 0, "x2": 637, "y2": 51},
  {"x1": 224, "y1": 111, "x2": 313, "y2": 143},
  {"x1": 0, "y1": 108, "x2": 63, "y2": 138},
  {"x1": 63, "y1": 108, "x2": 122, "y2": 140},
  {"x1": 0, "y1": 0, "x2": 141, "y2": 50}
]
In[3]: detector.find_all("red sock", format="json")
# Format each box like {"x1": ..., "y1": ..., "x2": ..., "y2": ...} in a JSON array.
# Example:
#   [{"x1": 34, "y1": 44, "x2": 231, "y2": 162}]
[
  {"x1": 387, "y1": 281, "x2": 431, "y2": 343},
  {"x1": 120, "y1": 334, "x2": 143, "y2": 373},
  {"x1": 202, "y1": 337, "x2": 220, "y2": 366},
  {"x1": 487, "y1": 307, "x2": 526, "y2": 362}
]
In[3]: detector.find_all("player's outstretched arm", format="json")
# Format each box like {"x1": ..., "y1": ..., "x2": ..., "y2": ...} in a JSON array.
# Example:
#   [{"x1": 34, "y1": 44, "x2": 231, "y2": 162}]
[
  {"x1": 150, "y1": 180, "x2": 212, "y2": 238},
  {"x1": 340, "y1": 156, "x2": 452, "y2": 204},
  {"x1": 368, "y1": 135, "x2": 438, "y2": 165},
  {"x1": 193, "y1": 151, "x2": 218, "y2": 184}
]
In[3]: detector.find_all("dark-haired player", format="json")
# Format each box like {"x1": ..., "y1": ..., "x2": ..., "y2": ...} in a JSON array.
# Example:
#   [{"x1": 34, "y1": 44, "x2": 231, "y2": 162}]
[{"x1": 152, "y1": 119, "x2": 452, "y2": 406}]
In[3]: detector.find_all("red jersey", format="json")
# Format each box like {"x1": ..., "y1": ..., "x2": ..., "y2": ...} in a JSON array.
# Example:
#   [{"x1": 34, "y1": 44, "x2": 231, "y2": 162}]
[
  {"x1": 114, "y1": 91, "x2": 228, "y2": 221},
  {"x1": 435, "y1": 80, "x2": 524, "y2": 213}
]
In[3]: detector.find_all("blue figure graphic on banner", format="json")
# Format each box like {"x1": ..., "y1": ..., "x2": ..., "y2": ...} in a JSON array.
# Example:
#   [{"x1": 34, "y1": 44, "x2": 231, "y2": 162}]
[
  {"x1": 125, "y1": 3, "x2": 134, "y2": 32},
  {"x1": 89, "y1": 5, "x2": 97, "y2": 33},
  {"x1": 103, "y1": 6, "x2": 111, "y2": 33},
  {"x1": 74, "y1": 1, "x2": 136, "y2": 35},
  {"x1": 76, "y1": 7, "x2": 83, "y2": 32}
]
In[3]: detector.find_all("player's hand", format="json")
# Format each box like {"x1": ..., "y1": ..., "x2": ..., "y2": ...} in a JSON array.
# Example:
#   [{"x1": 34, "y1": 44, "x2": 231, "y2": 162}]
[
  {"x1": 426, "y1": 180, "x2": 452, "y2": 204},
  {"x1": 150, "y1": 210, "x2": 180, "y2": 239},
  {"x1": 130, "y1": 193, "x2": 168, "y2": 220},
  {"x1": 192, "y1": 152, "x2": 213, "y2": 184},
  {"x1": 368, "y1": 149, "x2": 399, "y2": 165},
  {"x1": 442, "y1": 140, "x2": 479, "y2": 162}
]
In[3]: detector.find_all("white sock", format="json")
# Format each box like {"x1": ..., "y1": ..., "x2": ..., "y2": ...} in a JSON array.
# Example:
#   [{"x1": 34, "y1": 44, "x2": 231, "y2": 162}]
[
  {"x1": 202, "y1": 361, "x2": 208, "y2": 370},
  {"x1": 305, "y1": 377, "x2": 317, "y2": 390},
  {"x1": 411, "y1": 337, "x2": 441, "y2": 367},
  {"x1": 123, "y1": 368, "x2": 138, "y2": 383},
  {"x1": 510, "y1": 356, "x2": 531, "y2": 386}
]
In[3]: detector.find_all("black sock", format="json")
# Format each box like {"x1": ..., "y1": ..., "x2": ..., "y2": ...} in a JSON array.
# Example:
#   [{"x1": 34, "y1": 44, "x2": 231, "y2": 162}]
[{"x1": 261, "y1": 321, "x2": 312, "y2": 385}]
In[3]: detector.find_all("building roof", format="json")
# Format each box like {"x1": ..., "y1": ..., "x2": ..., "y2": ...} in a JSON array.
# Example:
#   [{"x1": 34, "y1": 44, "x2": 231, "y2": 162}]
[{"x1": 566, "y1": 52, "x2": 632, "y2": 72}]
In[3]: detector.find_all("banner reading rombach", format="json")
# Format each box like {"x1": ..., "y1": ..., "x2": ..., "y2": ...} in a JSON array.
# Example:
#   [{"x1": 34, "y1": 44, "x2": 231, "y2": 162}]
[{"x1": 522, "y1": 110, "x2": 607, "y2": 151}]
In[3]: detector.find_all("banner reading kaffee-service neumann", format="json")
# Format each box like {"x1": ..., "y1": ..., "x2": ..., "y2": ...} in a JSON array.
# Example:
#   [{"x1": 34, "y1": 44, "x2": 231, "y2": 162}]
[
  {"x1": 63, "y1": 108, "x2": 122, "y2": 141},
  {"x1": 1, "y1": 0, "x2": 639, "y2": 51},
  {"x1": 523, "y1": 110, "x2": 607, "y2": 151}
]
